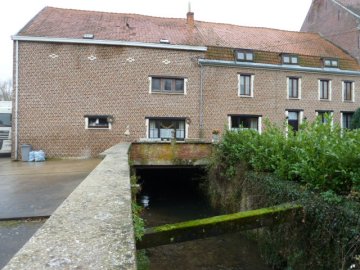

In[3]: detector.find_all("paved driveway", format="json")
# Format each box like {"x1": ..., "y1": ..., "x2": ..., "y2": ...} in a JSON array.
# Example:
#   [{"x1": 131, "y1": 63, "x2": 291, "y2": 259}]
[
  {"x1": 0, "y1": 157, "x2": 101, "y2": 268},
  {"x1": 0, "y1": 157, "x2": 101, "y2": 219}
]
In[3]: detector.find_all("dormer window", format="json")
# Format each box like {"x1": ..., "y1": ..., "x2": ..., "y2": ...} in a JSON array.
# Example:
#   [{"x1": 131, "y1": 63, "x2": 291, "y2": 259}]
[
  {"x1": 323, "y1": 58, "x2": 338, "y2": 68},
  {"x1": 282, "y1": 54, "x2": 298, "y2": 65},
  {"x1": 235, "y1": 50, "x2": 254, "y2": 62}
]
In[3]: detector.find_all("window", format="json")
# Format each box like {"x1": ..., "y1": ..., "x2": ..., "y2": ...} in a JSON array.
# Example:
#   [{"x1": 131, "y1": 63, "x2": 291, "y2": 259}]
[
  {"x1": 229, "y1": 115, "x2": 261, "y2": 131},
  {"x1": 0, "y1": 113, "x2": 12, "y2": 127},
  {"x1": 323, "y1": 58, "x2": 338, "y2": 68},
  {"x1": 85, "y1": 115, "x2": 112, "y2": 129},
  {"x1": 238, "y1": 74, "x2": 254, "y2": 97},
  {"x1": 343, "y1": 81, "x2": 354, "y2": 102},
  {"x1": 288, "y1": 77, "x2": 300, "y2": 99},
  {"x1": 235, "y1": 50, "x2": 254, "y2": 62},
  {"x1": 319, "y1": 79, "x2": 331, "y2": 100},
  {"x1": 282, "y1": 54, "x2": 298, "y2": 65},
  {"x1": 316, "y1": 111, "x2": 333, "y2": 124},
  {"x1": 342, "y1": 112, "x2": 354, "y2": 129},
  {"x1": 150, "y1": 77, "x2": 185, "y2": 94},
  {"x1": 287, "y1": 111, "x2": 302, "y2": 131},
  {"x1": 148, "y1": 118, "x2": 186, "y2": 141}
]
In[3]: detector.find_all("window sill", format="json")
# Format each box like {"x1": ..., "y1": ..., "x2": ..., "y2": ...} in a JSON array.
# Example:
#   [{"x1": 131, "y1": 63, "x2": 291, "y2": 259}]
[
  {"x1": 86, "y1": 128, "x2": 111, "y2": 130},
  {"x1": 288, "y1": 97, "x2": 301, "y2": 100},
  {"x1": 319, "y1": 99, "x2": 331, "y2": 102},
  {"x1": 239, "y1": 95, "x2": 253, "y2": 98},
  {"x1": 343, "y1": 100, "x2": 354, "y2": 103},
  {"x1": 151, "y1": 92, "x2": 185, "y2": 95},
  {"x1": 139, "y1": 138, "x2": 186, "y2": 143}
]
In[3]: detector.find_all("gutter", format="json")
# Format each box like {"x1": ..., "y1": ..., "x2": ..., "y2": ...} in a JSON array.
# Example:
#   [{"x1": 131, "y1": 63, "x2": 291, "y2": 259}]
[
  {"x1": 14, "y1": 40, "x2": 19, "y2": 160},
  {"x1": 11, "y1": 35, "x2": 207, "y2": 52},
  {"x1": 198, "y1": 59, "x2": 360, "y2": 76},
  {"x1": 199, "y1": 62, "x2": 204, "y2": 138}
]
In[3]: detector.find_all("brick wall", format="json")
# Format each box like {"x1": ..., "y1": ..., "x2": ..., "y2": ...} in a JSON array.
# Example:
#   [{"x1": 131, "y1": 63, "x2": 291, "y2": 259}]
[
  {"x1": 14, "y1": 41, "x2": 360, "y2": 158},
  {"x1": 202, "y1": 65, "x2": 360, "y2": 139},
  {"x1": 14, "y1": 42, "x2": 203, "y2": 158},
  {"x1": 301, "y1": 0, "x2": 360, "y2": 63}
]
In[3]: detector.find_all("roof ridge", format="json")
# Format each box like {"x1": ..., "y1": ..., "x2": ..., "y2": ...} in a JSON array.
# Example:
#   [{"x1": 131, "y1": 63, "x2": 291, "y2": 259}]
[
  {"x1": 44, "y1": 6, "x2": 188, "y2": 21},
  {"x1": 44, "y1": 6, "x2": 318, "y2": 35}
]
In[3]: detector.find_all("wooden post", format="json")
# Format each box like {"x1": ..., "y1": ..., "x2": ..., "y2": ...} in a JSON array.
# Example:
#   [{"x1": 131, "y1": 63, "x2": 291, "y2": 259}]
[{"x1": 137, "y1": 203, "x2": 302, "y2": 249}]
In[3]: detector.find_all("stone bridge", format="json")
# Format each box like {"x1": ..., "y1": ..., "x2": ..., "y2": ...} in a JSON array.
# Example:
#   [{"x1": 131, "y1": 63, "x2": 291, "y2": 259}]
[{"x1": 3, "y1": 142, "x2": 301, "y2": 269}]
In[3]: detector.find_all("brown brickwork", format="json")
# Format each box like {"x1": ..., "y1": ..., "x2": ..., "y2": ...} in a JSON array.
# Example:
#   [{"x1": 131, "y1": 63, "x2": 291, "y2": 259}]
[
  {"x1": 13, "y1": 41, "x2": 360, "y2": 158},
  {"x1": 301, "y1": 0, "x2": 360, "y2": 63},
  {"x1": 14, "y1": 42, "x2": 204, "y2": 158},
  {"x1": 12, "y1": 7, "x2": 360, "y2": 158},
  {"x1": 201, "y1": 64, "x2": 360, "y2": 140}
]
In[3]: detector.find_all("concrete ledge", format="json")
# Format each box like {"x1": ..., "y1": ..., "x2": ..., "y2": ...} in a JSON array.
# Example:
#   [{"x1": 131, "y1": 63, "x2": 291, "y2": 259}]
[
  {"x1": 130, "y1": 142, "x2": 213, "y2": 166},
  {"x1": 3, "y1": 143, "x2": 137, "y2": 270}
]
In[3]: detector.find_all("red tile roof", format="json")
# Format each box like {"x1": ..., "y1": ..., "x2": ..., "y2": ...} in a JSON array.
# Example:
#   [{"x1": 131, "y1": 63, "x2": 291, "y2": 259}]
[{"x1": 18, "y1": 7, "x2": 355, "y2": 61}]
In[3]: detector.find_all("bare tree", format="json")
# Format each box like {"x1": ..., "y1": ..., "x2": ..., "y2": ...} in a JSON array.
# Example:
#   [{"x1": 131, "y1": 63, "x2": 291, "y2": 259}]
[{"x1": 0, "y1": 79, "x2": 12, "y2": 101}]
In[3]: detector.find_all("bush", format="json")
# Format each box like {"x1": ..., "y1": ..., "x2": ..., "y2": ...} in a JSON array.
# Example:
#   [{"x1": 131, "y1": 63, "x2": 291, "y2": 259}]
[
  {"x1": 351, "y1": 107, "x2": 360, "y2": 129},
  {"x1": 216, "y1": 117, "x2": 360, "y2": 195},
  {"x1": 206, "y1": 168, "x2": 360, "y2": 269},
  {"x1": 207, "y1": 117, "x2": 360, "y2": 269}
]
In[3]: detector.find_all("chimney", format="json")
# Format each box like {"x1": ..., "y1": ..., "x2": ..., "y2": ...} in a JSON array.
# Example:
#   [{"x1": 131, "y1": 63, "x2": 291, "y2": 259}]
[
  {"x1": 187, "y1": 11, "x2": 194, "y2": 26},
  {"x1": 187, "y1": 2, "x2": 194, "y2": 27}
]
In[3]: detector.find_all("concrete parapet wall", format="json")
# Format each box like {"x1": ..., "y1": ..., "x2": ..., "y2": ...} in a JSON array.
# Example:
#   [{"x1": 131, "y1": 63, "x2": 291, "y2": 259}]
[
  {"x1": 130, "y1": 142, "x2": 213, "y2": 166},
  {"x1": 3, "y1": 143, "x2": 137, "y2": 270}
]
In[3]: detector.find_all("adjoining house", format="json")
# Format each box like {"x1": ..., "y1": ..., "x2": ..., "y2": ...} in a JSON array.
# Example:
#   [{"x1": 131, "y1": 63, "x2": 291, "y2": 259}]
[
  {"x1": 301, "y1": 0, "x2": 360, "y2": 63},
  {"x1": 11, "y1": 7, "x2": 360, "y2": 159}
]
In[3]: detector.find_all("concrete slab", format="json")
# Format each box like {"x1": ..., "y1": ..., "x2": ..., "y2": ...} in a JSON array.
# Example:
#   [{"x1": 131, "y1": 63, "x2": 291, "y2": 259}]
[
  {"x1": 0, "y1": 158, "x2": 101, "y2": 219},
  {"x1": 0, "y1": 219, "x2": 45, "y2": 269}
]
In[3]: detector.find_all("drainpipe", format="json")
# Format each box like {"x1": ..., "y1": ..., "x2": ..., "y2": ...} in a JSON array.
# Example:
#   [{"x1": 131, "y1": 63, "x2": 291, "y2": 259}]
[
  {"x1": 14, "y1": 40, "x2": 19, "y2": 160},
  {"x1": 199, "y1": 62, "x2": 204, "y2": 138}
]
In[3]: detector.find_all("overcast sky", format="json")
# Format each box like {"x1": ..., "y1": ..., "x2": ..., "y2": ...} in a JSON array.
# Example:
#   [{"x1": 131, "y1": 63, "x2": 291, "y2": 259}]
[{"x1": 0, "y1": 0, "x2": 313, "y2": 81}]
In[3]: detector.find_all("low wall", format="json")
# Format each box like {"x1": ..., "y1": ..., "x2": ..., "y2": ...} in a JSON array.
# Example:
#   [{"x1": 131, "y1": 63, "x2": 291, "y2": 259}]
[
  {"x1": 130, "y1": 142, "x2": 213, "y2": 166},
  {"x1": 3, "y1": 143, "x2": 137, "y2": 270}
]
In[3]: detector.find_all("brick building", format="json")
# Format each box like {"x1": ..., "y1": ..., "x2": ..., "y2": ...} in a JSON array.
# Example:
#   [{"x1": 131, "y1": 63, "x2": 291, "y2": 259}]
[
  {"x1": 301, "y1": 0, "x2": 360, "y2": 63},
  {"x1": 11, "y1": 7, "x2": 360, "y2": 158}
]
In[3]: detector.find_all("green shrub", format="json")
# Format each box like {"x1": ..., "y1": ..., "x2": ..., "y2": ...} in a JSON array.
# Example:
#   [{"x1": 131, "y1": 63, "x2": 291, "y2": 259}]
[
  {"x1": 207, "y1": 117, "x2": 360, "y2": 269},
  {"x1": 216, "y1": 116, "x2": 360, "y2": 195}
]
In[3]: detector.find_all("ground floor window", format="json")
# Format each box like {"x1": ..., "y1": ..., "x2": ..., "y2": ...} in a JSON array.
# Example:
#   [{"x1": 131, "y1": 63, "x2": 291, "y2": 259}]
[
  {"x1": 229, "y1": 115, "x2": 261, "y2": 132},
  {"x1": 287, "y1": 110, "x2": 302, "y2": 131},
  {"x1": 342, "y1": 112, "x2": 354, "y2": 129},
  {"x1": 148, "y1": 118, "x2": 186, "y2": 141},
  {"x1": 85, "y1": 115, "x2": 113, "y2": 129},
  {"x1": 316, "y1": 110, "x2": 333, "y2": 124}
]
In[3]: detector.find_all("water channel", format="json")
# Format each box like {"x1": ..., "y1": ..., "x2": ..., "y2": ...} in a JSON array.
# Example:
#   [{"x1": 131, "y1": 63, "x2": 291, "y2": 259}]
[{"x1": 136, "y1": 167, "x2": 270, "y2": 270}]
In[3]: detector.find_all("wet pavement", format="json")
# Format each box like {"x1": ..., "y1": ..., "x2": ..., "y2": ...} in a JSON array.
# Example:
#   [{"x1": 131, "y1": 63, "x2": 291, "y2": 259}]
[
  {"x1": 0, "y1": 219, "x2": 45, "y2": 269},
  {"x1": 0, "y1": 157, "x2": 101, "y2": 268},
  {"x1": 0, "y1": 157, "x2": 101, "y2": 219}
]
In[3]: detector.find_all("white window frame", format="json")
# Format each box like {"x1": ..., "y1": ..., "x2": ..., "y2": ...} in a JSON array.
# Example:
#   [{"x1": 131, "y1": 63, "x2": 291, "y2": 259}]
[
  {"x1": 235, "y1": 50, "x2": 254, "y2": 62},
  {"x1": 238, "y1": 74, "x2": 254, "y2": 98},
  {"x1": 228, "y1": 115, "x2": 261, "y2": 133},
  {"x1": 287, "y1": 77, "x2": 301, "y2": 99},
  {"x1": 342, "y1": 81, "x2": 355, "y2": 102},
  {"x1": 316, "y1": 111, "x2": 334, "y2": 126},
  {"x1": 285, "y1": 110, "x2": 303, "y2": 132},
  {"x1": 282, "y1": 54, "x2": 299, "y2": 65},
  {"x1": 341, "y1": 112, "x2": 354, "y2": 129},
  {"x1": 148, "y1": 76, "x2": 187, "y2": 95},
  {"x1": 318, "y1": 79, "x2": 332, "y2": 101},
  {"x1": 323, "y1": 58, "x2": 339, "y2": 68},
  {"x1": 85, "y1": 116, "x2": 112, "y2": 130},
  {"x1": 146, "y1": 118, "x2": 187, "y2": 141}
]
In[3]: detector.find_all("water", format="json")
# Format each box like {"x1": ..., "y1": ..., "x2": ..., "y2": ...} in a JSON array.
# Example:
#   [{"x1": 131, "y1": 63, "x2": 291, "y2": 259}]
[{"x1": 136, "y1": 167, "x2": 270, "y2": 270}]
